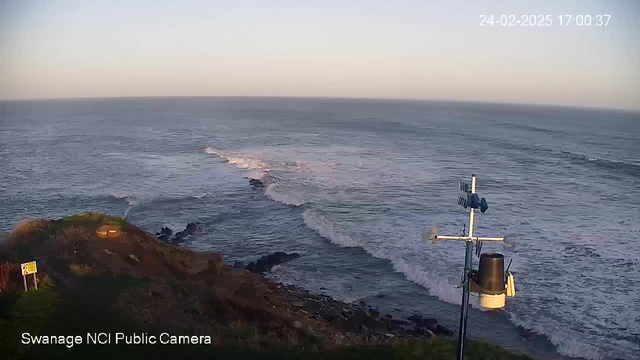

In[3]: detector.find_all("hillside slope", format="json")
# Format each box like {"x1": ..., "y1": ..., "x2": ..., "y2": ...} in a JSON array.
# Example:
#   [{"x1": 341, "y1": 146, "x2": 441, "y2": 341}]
[{"x1": 0, "y1": 213, "x2": 531, "y2": 360}]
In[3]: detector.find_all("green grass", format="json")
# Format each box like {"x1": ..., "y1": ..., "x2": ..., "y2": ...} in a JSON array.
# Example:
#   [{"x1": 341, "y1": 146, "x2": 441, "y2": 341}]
[
  {"x1": 0, "y1": 278, "x2": 533, "y2": 360},
  {"x1": 5, "y1": 213, "x2": 130, "y2": 259},
  {"x1": 0, "y1": 284, "x2": 59, "y2": 359},
  {"x1": 0, "y1": 273, "x2": 147, "y2": 359},
  {"x1": 0, "y1": 276, "x2": 532, "y2": 360}
]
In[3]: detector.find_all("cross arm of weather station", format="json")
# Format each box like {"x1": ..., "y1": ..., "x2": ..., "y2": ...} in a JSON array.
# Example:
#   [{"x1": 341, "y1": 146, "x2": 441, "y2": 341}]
[{"x1": 435, "y1": 236, "x2": 505, "y2": 241}]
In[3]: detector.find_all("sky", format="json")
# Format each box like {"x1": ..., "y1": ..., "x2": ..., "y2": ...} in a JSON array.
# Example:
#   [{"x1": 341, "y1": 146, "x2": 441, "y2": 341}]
[{"x1": 0, "y1": 0, "x2": 638, "y2": 110}]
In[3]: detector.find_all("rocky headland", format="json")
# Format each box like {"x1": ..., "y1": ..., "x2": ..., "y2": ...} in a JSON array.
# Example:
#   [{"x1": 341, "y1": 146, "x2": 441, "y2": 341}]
[{"x1": 0, "y1": 213, "x2": 530, "y2": 359}]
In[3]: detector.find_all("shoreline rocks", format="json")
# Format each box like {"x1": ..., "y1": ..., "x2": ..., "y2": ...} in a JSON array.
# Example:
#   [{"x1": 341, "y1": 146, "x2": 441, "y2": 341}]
[
  {"x1": 274, "y1": 283, "x2": 454, "y2": 340},
  {"x1": 249, "y1": 178, "x2": 264, "y2": 188},
  {"x1": 151, "y1": 224, "x2": 454, "y2": 341},
  {"x1": 155, "y1": 222, "x2": 203, "y2": 243},
  {"x1": 245, "y1": 251, "x2": 301, "y2": 274}
]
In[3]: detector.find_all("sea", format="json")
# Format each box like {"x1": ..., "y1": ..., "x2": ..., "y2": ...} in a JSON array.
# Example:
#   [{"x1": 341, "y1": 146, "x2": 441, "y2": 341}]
[{"x1": 1, "y1": 97, "x2": 638, "y2": 360}]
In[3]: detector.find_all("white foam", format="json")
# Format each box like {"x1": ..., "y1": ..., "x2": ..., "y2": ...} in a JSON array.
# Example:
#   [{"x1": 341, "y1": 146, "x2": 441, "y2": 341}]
[
  {"x1": 265, "y1": 184, "x2": 305, "y2": 206},
  {"x1": 508, "y1": 312, "x2": 604, "y2": 360},
  {"x1": 110, "y1": 192, "x2": 139, "y2": 206},
  {"x1": 204, "y1": 147, "x2": 269, "y2": 179},
  {"x1": 389, "y1": 257, "x2": 464, "y2": 305},
  {"x1": 302, "y1": 209, "x2": 360, "y2": 247},
  {"x1": 204, "y1": 146, "x2": 220, "y2": 156},
  {"x1": 301, "y1": 209, "x2": 489, "y2": 309},
  {"x1": 110, "y1": 192, "x2": 139, "y2": 219}
]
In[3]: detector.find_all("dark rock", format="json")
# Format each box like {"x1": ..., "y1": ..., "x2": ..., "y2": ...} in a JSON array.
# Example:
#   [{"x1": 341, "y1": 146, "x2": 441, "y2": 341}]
[
  {"x1": 413, "y1": 326, "x2": 427, "y2": 336},
  {"x1": 245, "y1": 251, "x2": 302, "y2": 274},
  {"x1": 303, "y1": 299, "x2": 322, "y2": 313},
  {"x1": 385, "y1": 314, "x2": 393, "y2": 319},
  {"x1": 408, "y1": 315, "x2": 438, "y2": 330},
  {"x1": 368, "y1": 309, "x2": 379, "y2": 317},
  {"x1": 155, "y1": 232, "x2": 161, "y2": 236},
  {"x1": 435, "y1": 325, "x2": 454, "y2": 336},
  {"x1": 256, "y1": 257, "x2": 268, "y2": 273},
  {"x1": 164, "y1": 223, "x2": 203, "y2": 243},
  {"x1": 233, "y1": 261, "x2": 245, "y2": 269},
  {"x1": 157, "y1": 234, "x2": 169, "y2": 241},
  {"x1": 386, "y1": 319, "x2": 408, "y2": 331},
  {"x1": 184, "y1": 222, "x2": 197, "y2": 235},
  {"x1": 344, "y1": 309, "x2": 388, "y2": 333},
  {"x1": 245, "y1": 262, "x2": 257, "y2": 273},
  {"x1": 319, "y1": 307, "x2": 340, "y2": 322},
  {"x1": 330, "y1": 316, "x2": 350, "y2": 330},
  {"x1": 249, "y1": 178, "x2": 264, "y2": 188},
  {"x1": 424, "y1": 319, "x2": 438, "y2": 331},
  {"x1": 390, "y1": 319, "x2": 407, "y2": 326}
]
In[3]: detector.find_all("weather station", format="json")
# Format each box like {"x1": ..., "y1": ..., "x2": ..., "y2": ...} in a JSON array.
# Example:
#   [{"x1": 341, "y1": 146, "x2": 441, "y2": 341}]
[{"x1": 423, "y1": 174, "x2": 516, "y2": 360}]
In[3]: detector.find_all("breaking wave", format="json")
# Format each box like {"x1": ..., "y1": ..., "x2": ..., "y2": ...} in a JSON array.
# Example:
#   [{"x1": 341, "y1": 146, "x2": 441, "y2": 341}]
[
  {"x1": 110, "y1": 192, "x2": 139, "y2": 218},
  {"x1": 508, "y1": 313, "x2": 604, "y2": 360},
  {"x1": 205, "y1": 147, "x2": 269, "y2": 179},
  {"x1": 265, "y1": 184, "x2": 305, "y2": 206},
  {"x1": 389, "y1": 257, "x2": 467, "y2": 306},
  {"x1": 302, "y1": 209, "x2": 360, "y2": 247},
  {"x1": 301, "y1": 209, "x2": 474, "y2": 307}
]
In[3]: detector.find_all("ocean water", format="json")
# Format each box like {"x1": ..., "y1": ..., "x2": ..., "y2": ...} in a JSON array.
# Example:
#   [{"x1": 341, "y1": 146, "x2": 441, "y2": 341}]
[{"x1": 1, "y1": 97, "x2": 639, "y2": 360}]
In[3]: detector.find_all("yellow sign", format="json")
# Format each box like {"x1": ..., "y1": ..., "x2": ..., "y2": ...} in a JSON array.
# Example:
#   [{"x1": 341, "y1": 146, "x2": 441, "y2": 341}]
[{"x1": 21, "y1": 261, "x2": 37, "y2": 275}]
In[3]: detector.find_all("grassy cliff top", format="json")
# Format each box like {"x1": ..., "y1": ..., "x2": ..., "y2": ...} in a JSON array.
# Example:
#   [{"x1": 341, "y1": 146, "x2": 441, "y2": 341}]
[{"x1": 0, "y1": 213, "x2": 531, "y2": 360}]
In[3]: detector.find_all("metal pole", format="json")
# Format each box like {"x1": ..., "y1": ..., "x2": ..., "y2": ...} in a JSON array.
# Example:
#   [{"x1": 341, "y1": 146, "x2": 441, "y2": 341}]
[
  {"x1": 23, "y1": 275, "x2": 28, "y2": 292},
  {"x1": 456, "y1": 174, "x2": 477, "y2": 360},
  {"x1": 469, "y1": 174, "x2": 476, "y2": 238},
  {"x1": 456, "y1": 240, "x2": 473, "y2": 360},
  {"x1": 33, "y1": 274, "x2": 38, "y2": 290}
]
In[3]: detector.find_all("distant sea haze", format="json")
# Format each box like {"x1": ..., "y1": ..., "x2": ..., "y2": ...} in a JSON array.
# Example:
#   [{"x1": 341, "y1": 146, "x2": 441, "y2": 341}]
[{"x1": 1, "y1": 97, "x2": 638, "y2": 360}]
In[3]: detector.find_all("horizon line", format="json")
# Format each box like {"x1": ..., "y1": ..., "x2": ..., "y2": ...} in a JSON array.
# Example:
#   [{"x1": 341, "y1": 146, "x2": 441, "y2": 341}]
[{"x1": 0, "y1": 94, "x2": 638, "y2": 114}]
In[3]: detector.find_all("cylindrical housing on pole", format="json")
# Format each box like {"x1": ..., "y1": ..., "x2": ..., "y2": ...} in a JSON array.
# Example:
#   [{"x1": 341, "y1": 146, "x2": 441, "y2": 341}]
[
  {"x1": 477, "y1": 253, "x2": 506, "y2": 309},
  {"x1": 477, "y1": 253, "x2": 505, "y2": 291}
]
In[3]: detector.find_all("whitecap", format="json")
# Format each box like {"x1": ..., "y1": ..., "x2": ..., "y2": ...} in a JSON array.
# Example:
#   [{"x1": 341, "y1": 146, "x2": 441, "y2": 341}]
[
  {"x1": 265, "y1": 184, "x2": 305, "y2": 206},
  {"x1": 302, "y1": 209, "x2": 360, "y2": 247},
  {"x1": 204, "y1": 147, "x2": 269, "y2": 179}
]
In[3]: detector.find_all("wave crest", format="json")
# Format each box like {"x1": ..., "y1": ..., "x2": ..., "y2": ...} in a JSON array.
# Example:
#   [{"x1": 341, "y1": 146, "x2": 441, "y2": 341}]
[
  {"x1": 265, "y1": 184, "x2": 305, "y2": 206},
  {"x1": 205, "y1": 147, "x2": 269, "y2": 179},
  {"x1": 109, "y1": 192, "x2": 139, "y2": 218},
  {"x1": 508, "y1": 313, "x2": 604, "y2": 360},
  {"x1": 302, "y1": 209, "x2": 359, "y2": 247}
]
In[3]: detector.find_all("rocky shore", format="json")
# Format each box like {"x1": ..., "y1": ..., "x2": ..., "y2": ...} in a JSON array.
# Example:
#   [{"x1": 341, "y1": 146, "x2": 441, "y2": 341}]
[
  {"x1": 150, "y1": 221, "x2": 453, "y2": 342},
  {"x1": 274, "y1": 282, "x2": 454, "y2": 342},
  {"x1": 0, "y1": 213, "x2": 535, "y2": 360},
  {"x1": 145, "y1": 178, "x2": 453, "y2": 341}
]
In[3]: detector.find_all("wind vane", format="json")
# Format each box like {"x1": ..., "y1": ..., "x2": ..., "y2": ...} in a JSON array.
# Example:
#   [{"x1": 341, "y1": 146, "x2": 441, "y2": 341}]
[{"x1": 423, "y1": 174, "x2": 516, "y2": 360}]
